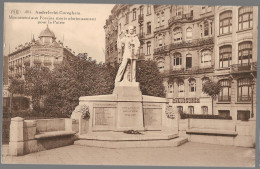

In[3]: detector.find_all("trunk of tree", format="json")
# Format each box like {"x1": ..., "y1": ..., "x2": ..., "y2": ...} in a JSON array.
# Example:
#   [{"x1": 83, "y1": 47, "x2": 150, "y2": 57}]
[
  {"x1": 10, "y1": 93, "x2": 13, "y2": 113},
  {"x1": 212, "y1": 97, "x2": 214, "y2": 115}
]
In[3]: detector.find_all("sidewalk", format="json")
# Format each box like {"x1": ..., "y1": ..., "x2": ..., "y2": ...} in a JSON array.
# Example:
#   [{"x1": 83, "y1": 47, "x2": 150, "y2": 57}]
[{"x1": 1, "y1": 142, "x2": 255, "y2": 167}]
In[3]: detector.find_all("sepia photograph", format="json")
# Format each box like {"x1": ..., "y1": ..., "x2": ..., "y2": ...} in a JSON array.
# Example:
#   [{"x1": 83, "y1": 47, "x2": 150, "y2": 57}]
[{"x1": 1, "y1": 1, "x2": 258, "y2": 167}]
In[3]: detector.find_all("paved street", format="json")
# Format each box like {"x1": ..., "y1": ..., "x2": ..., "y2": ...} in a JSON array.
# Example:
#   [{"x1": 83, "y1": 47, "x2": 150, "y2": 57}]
[{"x1": 1, "y1": 142, "x2": 255, "y2": 167}]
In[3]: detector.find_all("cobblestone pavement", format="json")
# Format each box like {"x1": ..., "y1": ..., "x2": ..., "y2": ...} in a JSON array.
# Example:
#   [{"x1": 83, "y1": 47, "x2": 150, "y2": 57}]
[{"x1": 1, "y1": 142, "x2": 255, "y2": 167}]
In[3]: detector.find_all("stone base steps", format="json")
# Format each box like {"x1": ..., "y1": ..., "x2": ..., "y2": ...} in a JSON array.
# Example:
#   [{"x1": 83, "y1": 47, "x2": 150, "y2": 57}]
[{"x1": 74, "y1": 137, "x2": 188, "y2": 148}]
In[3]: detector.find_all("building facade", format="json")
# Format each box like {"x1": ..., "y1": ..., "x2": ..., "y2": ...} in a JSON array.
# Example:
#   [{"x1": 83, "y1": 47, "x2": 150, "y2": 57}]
[
  {"x1": 104, "y1": 5, "x2": 258, "y2": 120},
  {"x1": 4, "y1": 25, "x2": 75, "y2": 112},
  {"x1": 214, "y1": 6, "x2": 258, "y2": 120}
]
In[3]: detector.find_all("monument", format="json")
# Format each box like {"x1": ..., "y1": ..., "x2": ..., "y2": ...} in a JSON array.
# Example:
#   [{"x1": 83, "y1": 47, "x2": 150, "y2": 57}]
[{"x1": 71, "y1": 25, "x2": 186, "y2": 147}]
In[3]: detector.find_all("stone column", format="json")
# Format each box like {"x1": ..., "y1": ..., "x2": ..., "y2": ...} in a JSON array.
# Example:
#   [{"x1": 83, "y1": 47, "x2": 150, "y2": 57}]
[{"x1": 9, "y1": 117, "x2": 24, "y2": 156}]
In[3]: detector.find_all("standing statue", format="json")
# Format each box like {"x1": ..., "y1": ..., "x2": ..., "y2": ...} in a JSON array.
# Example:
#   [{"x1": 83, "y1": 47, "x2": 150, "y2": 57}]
[{"x1": 115, "y1": 25, "x2": 140, "y2": 83}]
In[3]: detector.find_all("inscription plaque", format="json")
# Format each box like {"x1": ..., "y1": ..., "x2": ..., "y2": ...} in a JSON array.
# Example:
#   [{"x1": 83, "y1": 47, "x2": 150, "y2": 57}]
[
  {"x1": 144, "y1": 108, "x2": 162, "y2": 130},
  {"x1": 117, "y1": 102, "x2": 144, "y2": 130},
  {"x1": 94, "y1": 107, "x2": 115, "y2": 127}
]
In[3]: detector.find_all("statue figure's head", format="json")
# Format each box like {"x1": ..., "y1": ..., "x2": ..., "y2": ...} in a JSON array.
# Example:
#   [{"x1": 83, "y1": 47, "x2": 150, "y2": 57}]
[{"x1": 128, "y1": 25, "x2": 135, "y2": 34}]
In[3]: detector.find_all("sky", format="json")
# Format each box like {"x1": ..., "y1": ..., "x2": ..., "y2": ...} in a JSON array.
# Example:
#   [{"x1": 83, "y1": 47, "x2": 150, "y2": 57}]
[{"x1": 4, "y1": 2, "x2": 114, "y2": 63}]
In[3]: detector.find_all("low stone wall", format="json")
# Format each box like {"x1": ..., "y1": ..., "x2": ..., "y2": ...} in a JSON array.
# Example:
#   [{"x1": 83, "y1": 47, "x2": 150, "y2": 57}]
[
  {"x1": 178, "y1": 118, "x2": 255, "y2": 148},
  {"x1": 8, "y1": 117, "x2": 79, "y2": 156}
]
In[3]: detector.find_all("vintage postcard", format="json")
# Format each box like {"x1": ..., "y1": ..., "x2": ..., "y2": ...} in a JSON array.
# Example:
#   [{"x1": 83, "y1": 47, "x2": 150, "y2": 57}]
[{"x1": 1, "y1": 2, "x2": 258, "y2": 167}]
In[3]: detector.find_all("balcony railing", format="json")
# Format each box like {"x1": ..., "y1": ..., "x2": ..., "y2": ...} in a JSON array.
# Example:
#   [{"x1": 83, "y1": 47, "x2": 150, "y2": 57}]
[
  {"x1": 169, "y1": 37, "x2": 214, "y2": 50},
  {"x1": 168, "y1": 13, "x2": 193, "y2": 25},
  {"x1": 44, "y1": 60, "x2": 52, "y2": 66},
  {"x1": 169, "y1": 66, "x2": 214, "y2": 75},
  {"x1": 138, "y1": 32, "x2": 145, "y2": 39},
  {"x1": 34, "y1": 59, "x2": 42, "y2": 65},
  {"x1": 138, "y1": 14, "x2": 144, "y2": 23},
  {"x1": 230, "y1": 62, "x2": 257, "y2": 73},
  {"x1": 237, "y1": 95, "x2": 252, "y2": 102},
  {"x1": 137, "y1": 53, "x2": 145, "y2": 60},
  {"x1": 218, "y1": 96, "x2": 231, "y2": 102},
  {"x1": 154, "y1": 45, "x2": 169, "y2": 55}
]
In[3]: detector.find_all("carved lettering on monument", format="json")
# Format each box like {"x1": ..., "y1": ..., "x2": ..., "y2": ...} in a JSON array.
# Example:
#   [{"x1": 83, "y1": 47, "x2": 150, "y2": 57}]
[{"x1": 94, "y1": 108, "x2": 115, "y2": 126}]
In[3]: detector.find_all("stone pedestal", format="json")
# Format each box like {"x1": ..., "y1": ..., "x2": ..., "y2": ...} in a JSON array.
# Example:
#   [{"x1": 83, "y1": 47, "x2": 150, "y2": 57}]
[
  {"x1": 9, "y1": 117, "x2": 24, "y2": 156},
  {"x1": 114, "y1": 82, "x2": 144, "y2": 131},
  {"x1": 72, "y1": 81, "x2": 174, "y2": 135}
]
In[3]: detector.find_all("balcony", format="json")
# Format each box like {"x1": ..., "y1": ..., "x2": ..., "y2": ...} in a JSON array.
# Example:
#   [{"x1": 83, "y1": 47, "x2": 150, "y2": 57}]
[
  {"x1": 169, "y1": 37, "x2": 214, "y2": 50},
  {"x1": 218, "y1": 96, "x2": 231, "y2": 103},
  {"x1": 43, "y1": 60, "x2": 52, "y2": 66},
  {"x1": 33, "y1": 59, "x2": 42, "y2": 65},
  {"x1": 137, "y1": 53, "x2": 145, "y2": 60},
  {"x1": 168, "y1": 13, "x2": 193, "y2": 26},
  {"x1": 138, "y1": 14, "x2": 144, "y2": 23},
  {"x1": 154, "y1": 45, "x2": 169, "y2": 55},
  {"x1": 138, "y1": 32, "x2": 145, "y2": 39},
  {"x1": 230, "y1": 62, "x2": 257, "y2": 74},
  {"x1": 169, "y1": 66, "x2": 214, "y2": 76}
]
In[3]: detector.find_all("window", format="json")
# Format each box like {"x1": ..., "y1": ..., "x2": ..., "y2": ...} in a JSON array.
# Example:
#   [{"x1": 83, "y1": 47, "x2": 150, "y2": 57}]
[
  {"x1": 161, "y1": 12, "x2": 165, "y2": 24},
  {"x1": 186, "y1": 27, "x2": 192, "y2": 40},
  {"x1": 237, "y1": 78, "x2": 252, "y2": 102},
  {"x1": 147, "y1": 22, "x2": 151, "y2": 34},
  {"x1": 177, "y1": 106, "x2": 183, "y2": 113},
  {"x1": 147, "y1": 5, "x2": 151, "y2": 15},
  {"x1": 237, "y1": 110, "x2": 250, "y2": 121},
  {"x1": 219, "y1": 79, "x2": 231, "y2": 102},
  {"x1": 219, "y1": 11, "x2": 232, "y2": 35},
  {"x1": 202, "y1": 76, "x2": 210, "y2": 89},
  {"x1": 188, "y1": 106, "x2": 194, "y2": 114},
  {"x1": 125, "y1": 13, "x2": 129, "y2": 24},
  {"x1": 173, "y1": 53, "x2": 182, "y2": 66},
  {"x1": 177, "y1": 79, "x2": 184, "y2": 94},
  {"x1": 219, "y1": 45, "x2": 232, "y2": 68},
  {"x1": 140, "y1": 6, "x2": 144, "y2": 15},
  {"x1": 189, "y1": 78, "x2": 196, "y2": 92},
  {"x1": 201, "y1": 106, "x2": 208, "y2": 114},
  {"x1": 146, "y1": 42, "x2": 151, "y2": 55},
  {"x1": 238, "y1": 7, "x2": 253, "y2": 30},
  {"x1": 157, "y1": 13, "x2": 160, "y2": 27},
  {"x1": 202, "y1": 6, "x2": 206, "y2": 13},
  {"x1": 158, "y1": 34, "x2": 163, "y2": 47},
  {"x1": 139, "y1": 45, "x2": 144, "y2": 54},
  {"x1": 218, "y1": 110, "x2": 230, "y2": 117},
  {"x1": 176, "y1": 6, "x2": 183, "y2": 16},
  {"x1": 204, "y1": 21, "x2": 209, "y2": 36},
  {"x1": 168, "y1": 83, "x2": 173, "y2": 93},
  {"x1": 186, "y1": 53, "x2": 192, "y2": 69},
  {"x1": 201, "y1": 49, "x2": 211, "y2": 67},
  {"x1": 238, "y1": 41, "x2": 252, "y2": 65},
  {"x1": 132, "y1": 8, "x2": 136, "y2": 20},
  {"x1": 157, "y1": 59, "x2": 164, "y2": 72},
  {"x1": 173, "y1": 27, "x2": 182, "y2": 42}
]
